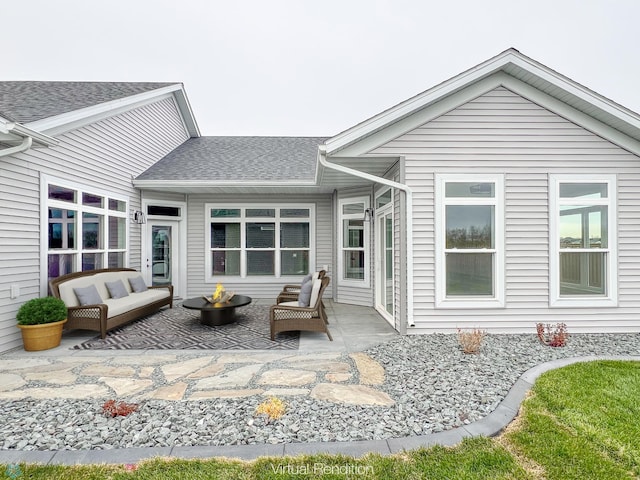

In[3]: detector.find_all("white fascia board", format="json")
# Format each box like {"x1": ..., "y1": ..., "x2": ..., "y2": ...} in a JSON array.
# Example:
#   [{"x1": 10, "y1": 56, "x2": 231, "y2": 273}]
[
  {"x1": 171, "y1": 86, "x2": 201, "y2": 137},
  {"x1": 330, "y1": 74, "x2": 505, "y2": 158},
  {"x1": 24, "y1": 84, "x2": 197, "y2": 137},
  {"x1": 133, "y1": 179, "x2": 318, "y2": 189},
  {"x1": 325, "y1": 50, "x2": 518, "y2": 155},
  {"x1": 505, "y1": 54, "x2": 640, "y2": 127},
  {"x1": 326, "y1": 49, "x2": 640, "y2": 156},
  {"x1": 501, "y1": 76, "x2": 640, "y2": 156},
  {"x1": 0, "y1": 120, "x2": 58, "y2": 147}
]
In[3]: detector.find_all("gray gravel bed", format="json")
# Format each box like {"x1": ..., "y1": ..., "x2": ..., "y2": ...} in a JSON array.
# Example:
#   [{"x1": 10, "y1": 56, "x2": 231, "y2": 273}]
[{"x1": 1, "y1": 333, "x2": 639, "y2": 451}]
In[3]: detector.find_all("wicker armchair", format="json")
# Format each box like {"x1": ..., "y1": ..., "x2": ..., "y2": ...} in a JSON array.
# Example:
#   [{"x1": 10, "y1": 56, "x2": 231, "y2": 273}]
[
  {"x1": 270, "y1": 276, "x2": 332, "y2": 341},
  {"x1": 276, "y1": 270, "x2": 325, "y2": 304}
]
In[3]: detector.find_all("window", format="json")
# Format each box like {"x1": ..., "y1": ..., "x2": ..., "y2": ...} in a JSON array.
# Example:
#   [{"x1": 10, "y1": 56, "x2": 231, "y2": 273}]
[
  {"x1": 436, "y1": 175, "x2": 504, "y2": 308},
  {"x1": 338, "y1": 197, "x2": 370, "y2": 285},
  {"x1": 44, "y1": 177, "x2": 128, "y2": 283},
  {"x1": 206, "y1": 204, "x2": 314, "y2": 280},
  {"x1": 549, "y1": 175, "x2": 617, "y2": 307}
]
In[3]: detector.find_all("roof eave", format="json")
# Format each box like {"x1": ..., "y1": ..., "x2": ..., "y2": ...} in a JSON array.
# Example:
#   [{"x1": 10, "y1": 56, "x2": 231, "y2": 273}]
[
  {"x1": 24, "y1": 84, "x2": 200, "y2": 138},
  {"x1": 0, "y1": 121, "x2": 58, "y2": 147},
  {"x1": 325, "y1": 48, "x2": 640, "y2": 155}
]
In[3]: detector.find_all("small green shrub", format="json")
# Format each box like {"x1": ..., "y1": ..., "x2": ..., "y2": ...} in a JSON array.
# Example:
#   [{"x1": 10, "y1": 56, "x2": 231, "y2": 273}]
[{"x1": 16, "y1": 296, "x2": 67, "y2": 325}]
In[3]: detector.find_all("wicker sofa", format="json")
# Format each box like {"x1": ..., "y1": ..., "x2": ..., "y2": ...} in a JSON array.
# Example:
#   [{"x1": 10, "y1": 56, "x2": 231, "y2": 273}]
[{"x1": 49, "y1": 268, "x2": 173, "y2": 339}]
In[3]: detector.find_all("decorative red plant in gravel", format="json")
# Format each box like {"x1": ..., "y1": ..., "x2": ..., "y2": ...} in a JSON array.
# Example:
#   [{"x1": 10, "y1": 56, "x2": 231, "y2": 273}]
[
  {"x1": 536, "y1": 322, "x2": 568, "y2": 347},
  {"x1": 102, "y1": 400, "x2": 139, "y2": 417}
]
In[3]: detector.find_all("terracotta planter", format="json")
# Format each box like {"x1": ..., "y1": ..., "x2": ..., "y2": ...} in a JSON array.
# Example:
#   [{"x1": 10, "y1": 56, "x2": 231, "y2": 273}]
[{"x1": 17, "y1": 319, "x2": 67, "y2": 351}]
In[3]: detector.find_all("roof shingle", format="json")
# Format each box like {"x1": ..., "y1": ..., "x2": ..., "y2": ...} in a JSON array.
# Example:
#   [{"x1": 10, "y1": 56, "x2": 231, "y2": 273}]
[
  {"x1": 0, "y1": 81, "x2": 178, "y2": 123},
  {"x1": 136, "y1": 136, "x2": 328, "y2": 182}
]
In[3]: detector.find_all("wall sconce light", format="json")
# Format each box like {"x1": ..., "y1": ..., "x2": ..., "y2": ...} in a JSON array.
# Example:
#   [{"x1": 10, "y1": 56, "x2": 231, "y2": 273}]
[
  {"x1": 132, "y1": 210, "x2": 146, "y2": 224},
  {"x1": 363, "y1": 207, "x2": 374, "y2": 222}
]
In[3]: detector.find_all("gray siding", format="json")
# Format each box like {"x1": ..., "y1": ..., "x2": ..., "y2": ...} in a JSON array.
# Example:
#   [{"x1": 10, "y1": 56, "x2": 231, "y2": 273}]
[
  {"x1": 335, "y1": 187, "x2": 374, "y2": 306},
  {"x1": 186, "y1": 194, "x2": 333, "y2": 299},
  {"x1": 371, "y1": 86, "x2": 640, "y2": 333},
  {"x1": 0, "y1": 97, "x2": 189, "y2": 352}
]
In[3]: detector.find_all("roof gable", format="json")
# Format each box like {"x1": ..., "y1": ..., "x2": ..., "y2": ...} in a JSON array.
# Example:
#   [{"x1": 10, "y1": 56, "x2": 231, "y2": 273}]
[
  {"x1": 0, "y1": 81, "x2": 200, "y2": 138},
  {"x1": 325, "y1": 48, "x2": 640, "y2": 157}
]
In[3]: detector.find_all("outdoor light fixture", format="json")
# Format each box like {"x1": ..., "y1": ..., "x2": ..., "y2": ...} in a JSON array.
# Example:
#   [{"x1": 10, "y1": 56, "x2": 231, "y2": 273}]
[
  {"x1": 132, "y1": 210, "x2": 146, "y2": 224},
  {"x1": 363, "y1": 207, "x2": 374, "y2": 222}
]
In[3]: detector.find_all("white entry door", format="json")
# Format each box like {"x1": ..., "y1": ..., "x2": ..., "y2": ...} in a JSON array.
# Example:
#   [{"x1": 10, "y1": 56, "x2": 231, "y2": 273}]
[
  {"x1": 375, "y1": 207, "x2": 394, "y2": 324},
  {"x1": 145, "y1": 220, "x2": 182, "y2": 297}
]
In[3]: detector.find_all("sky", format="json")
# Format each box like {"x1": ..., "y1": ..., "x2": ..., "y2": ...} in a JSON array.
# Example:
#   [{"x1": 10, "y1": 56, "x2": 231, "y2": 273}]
[{"x1": 4, "y1": 0, "x2": 640, "y2": 136}]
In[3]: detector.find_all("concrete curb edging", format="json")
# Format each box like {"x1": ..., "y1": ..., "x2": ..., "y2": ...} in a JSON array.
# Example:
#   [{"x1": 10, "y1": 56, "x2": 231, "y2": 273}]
[{"x1": 1, "y1": 355, "x2": 638, "y2": 466}]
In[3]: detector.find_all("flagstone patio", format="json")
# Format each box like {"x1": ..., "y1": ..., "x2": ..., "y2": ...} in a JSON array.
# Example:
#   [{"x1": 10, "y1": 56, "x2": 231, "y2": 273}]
[{"x1": 0, "y1": 301, "x2": 399, "y2": 407}]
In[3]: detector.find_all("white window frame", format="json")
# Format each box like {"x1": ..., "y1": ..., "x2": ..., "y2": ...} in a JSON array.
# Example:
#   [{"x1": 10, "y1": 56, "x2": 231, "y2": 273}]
[
  {"x1": 205, "y1": 203, "x2": 315, "y2": 282},
  {"x1": 338, "y1": 196, "x2": 371, "y2": 288},
  {"x1": 549, "y1": 174, "x2": 617, "y2": 307},
  {"x1": 435, "y1": 174, "x2": 505, "y2": 308},
  {"x1": 40, "y1": 174, "x2": 129, "y2": 294}
]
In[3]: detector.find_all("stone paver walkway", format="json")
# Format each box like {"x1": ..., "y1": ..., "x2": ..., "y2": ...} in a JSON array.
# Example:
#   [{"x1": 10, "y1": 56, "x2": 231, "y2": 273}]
[{"x1": 0, "y1": 351, "x2": 394, "y2": 406}]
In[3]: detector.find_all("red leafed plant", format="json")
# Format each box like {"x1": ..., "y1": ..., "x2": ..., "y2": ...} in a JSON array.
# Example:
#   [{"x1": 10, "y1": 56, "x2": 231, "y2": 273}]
[
  {"x1": 102, "y1": 400, "x2": 139, "y2": 417},
  {"x1": 536, "y1": 322, "x2": 568, "y2": 347}
]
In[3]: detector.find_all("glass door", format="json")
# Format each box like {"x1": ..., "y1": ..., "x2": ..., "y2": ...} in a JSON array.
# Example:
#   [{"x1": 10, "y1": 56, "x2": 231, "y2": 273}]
[
  {"x1": 375, "y1": 189, "x2": 394, "y2": 325},
  {"x1": 377, "y1": 213, "x2": 394, "y2": 318},
  {"x1": 146, "y1": 220, "x2": 180, "y2": 291},
  {"x1": 151, "y1": 224, "x2": 172, "y2": 286}
]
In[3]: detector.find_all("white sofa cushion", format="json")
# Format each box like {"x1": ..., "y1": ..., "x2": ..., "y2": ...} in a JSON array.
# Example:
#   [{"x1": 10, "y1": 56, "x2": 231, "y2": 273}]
[
  {"x1": 58, "y1": 271, "x2": 163, "y2": 308},
  {"x1": 104, "y1": 289, "x2": 170, "y2": 318}
]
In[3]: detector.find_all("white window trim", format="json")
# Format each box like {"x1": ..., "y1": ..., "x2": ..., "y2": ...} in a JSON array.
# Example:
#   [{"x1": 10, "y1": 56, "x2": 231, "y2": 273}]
[
  {"x1": 435, "y1": 174, "x2": 505, "y2": 309},
  {"x1": 40, "y1": 174, "x2": 129, "y2": 295},
  {"x1": 549, "y1": 174, "x2": 617, "y2": 307},
  {"x1": 338, "y1": 196, "x2": 371, "y2": 288},
  {"x1": 204, "y1": 203, "x2": 315, "y2": 282}
]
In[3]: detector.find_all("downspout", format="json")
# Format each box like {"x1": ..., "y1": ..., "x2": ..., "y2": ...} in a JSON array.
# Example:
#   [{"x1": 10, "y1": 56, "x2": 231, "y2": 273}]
[
  {"x1": 0, "y1": 120, "x2": 57, "y2": 157},
  {"x1": 0, "y1": 134, "x2": 32, "y2": 158},
  {"x1": 318, "y1": 146, "x2": 415, "y2": 327}
]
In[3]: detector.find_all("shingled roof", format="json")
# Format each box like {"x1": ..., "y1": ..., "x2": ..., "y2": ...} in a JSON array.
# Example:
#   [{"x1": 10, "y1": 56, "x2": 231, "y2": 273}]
[
  {"x1": 0, "y1": 81, "x2": 179, "y2": 123},
  {"x1": 136, "y1": 136, "x2": 328, "y2": 182}
]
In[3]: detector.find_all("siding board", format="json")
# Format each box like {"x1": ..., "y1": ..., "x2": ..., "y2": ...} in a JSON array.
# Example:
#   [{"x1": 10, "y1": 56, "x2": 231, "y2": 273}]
[
  {"x1": 186, "y1": 194, "x2": 333, "y2": 300},
  {"x1": 0, "y1": 96, "x2": 189, "y2": 353},
  {"x1": 370, "y1": 86, "x2": 640, "y2": 333}
]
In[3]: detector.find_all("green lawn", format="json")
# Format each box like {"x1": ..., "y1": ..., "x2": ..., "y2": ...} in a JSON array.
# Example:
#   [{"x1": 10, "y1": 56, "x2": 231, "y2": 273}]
[{"x1": 2, "y1": 360, "x2": 639, "y2": 479}]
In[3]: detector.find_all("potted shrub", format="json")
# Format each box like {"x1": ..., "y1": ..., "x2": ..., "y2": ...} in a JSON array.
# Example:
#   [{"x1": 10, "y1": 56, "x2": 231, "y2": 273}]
[{"x1": 16, "y1": 296, "x2": 67, "y2": 351}]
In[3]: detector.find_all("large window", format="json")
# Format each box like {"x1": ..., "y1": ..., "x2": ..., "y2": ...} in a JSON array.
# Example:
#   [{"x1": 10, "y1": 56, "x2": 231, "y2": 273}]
[
  {"x1": 44, "y1": 178, "x2": 128, "y2": 283},
  {"x1": 550, "y1": 175, "x2": 617, "y2": 307},
  {"x1": 436, "y1": 175, "x2": 504, "y2": 308},
  {"x1": 338, "y1": 197, "x2": 370, "y2": 286},
  {"x1": 206, "y1": 205, "x2": 314, "y2": 280}
]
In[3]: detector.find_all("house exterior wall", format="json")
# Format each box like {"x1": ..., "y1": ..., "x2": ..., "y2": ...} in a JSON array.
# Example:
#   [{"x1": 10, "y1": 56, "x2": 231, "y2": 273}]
[
  {"x1": 335, "y1": 187, "x2": 374, "y2": 306},
  {"x1": 186, "y1": 193, "x2": 334, "y2": 299},
  {"x1": 0, "y1": 96, "x2": 189, "y2": 353},
  {"x1": 371, "y1": 86, "x2": 640, "y2": 333}
]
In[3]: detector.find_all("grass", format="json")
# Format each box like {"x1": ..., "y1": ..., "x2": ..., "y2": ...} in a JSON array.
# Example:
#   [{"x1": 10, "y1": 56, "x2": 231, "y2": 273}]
[
  {"x1": 504, "y1": 360, "x2": 640, "y2": 479},
  {"x1": 2, "y1": 360, "x2": 639, "y2": 479}
]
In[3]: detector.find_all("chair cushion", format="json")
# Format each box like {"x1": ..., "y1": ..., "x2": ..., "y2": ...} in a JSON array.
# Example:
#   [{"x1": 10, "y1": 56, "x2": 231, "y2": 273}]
[
  {"x1": 298, "y1": 279, "x2": 313, "y2": 307},
  {"x1": 73, "y1": 285, "x2": 103, "y2": 306},
  {"x1": 301, "y1": 272, "x2": 313, "y2": 285},
  {"x1": 309, "y1": 278, "x2": 322, "y2": 307},
  {"x1": 129, "y1": 276, "x2": 148, "y2": 293},
  {"x1": 105, "y1": 279, "x2": 129, "y2": 299}
]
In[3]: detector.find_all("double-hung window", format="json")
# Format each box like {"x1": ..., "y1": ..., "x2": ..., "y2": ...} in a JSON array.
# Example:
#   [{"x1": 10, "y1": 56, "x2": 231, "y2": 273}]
[
  {"x1": 338, "y1": 197, "x2": 370, "y2": 286},
  {"x1": 549, "y1": 175, "x2": 617, "y2": 307},
  {"x1": 206, "y1": 205, "x2": 314, "y2": 280},
  {"x1": 44, "y1": 176, "x2": 128, "y2": 285},
  {"x1": 436, "y1": 174, "x2": 504, "y2": 308}
]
